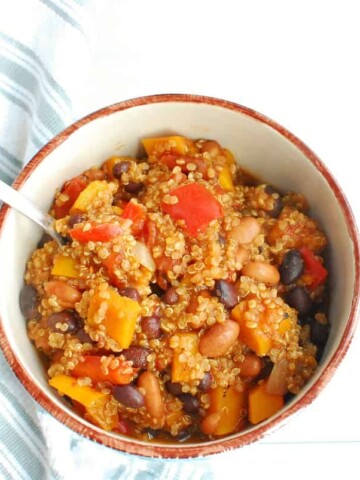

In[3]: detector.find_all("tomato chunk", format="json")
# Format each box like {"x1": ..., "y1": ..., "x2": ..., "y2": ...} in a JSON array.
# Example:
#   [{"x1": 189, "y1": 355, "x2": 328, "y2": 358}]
[
  {"x1": 299, "y1": 247, "x2": 328, "y2": 289},
  {"x1": 70, "y1": 223, "x2": 122, "y2": 243},
  {"x1": 53, "y1": 176, "x2": 88, "y2": 219},
  {"x1": 161, "y1": 183, "x2": 223, "y2": 236},
  {"x1": 72, "y1": 356, "x2": 137, "y2": 384},
  {"x1": 121, "y1": 202, "x2": 146, "y2": 237}
]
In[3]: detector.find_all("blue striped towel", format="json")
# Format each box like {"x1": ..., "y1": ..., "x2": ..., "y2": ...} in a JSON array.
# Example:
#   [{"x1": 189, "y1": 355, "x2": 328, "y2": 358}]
[{"x1": 0, "y1": 1, "x2": 213, "y2": 478}]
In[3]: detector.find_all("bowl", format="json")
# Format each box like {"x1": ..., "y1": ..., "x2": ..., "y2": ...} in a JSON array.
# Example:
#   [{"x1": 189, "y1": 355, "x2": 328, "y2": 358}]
[{"x1": 0, "y1": 94, "x2": 359, "y2": 458}]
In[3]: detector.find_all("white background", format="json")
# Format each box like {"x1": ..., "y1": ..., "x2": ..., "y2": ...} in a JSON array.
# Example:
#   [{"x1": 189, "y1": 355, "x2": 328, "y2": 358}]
[{"x1": 73, "y1": 0, "x2": 360, "y2": 478}]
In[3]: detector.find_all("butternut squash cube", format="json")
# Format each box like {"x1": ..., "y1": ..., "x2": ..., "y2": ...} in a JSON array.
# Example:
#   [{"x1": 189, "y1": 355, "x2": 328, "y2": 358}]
[{"x1": 87, "y1": 285, "x2": 141, "y2": 348}]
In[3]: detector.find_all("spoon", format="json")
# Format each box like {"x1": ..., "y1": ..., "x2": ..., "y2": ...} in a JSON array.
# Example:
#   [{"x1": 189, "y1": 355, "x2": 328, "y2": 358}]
[{"x1": 0, "y1": 179, "x2": 65, "y2": 246}]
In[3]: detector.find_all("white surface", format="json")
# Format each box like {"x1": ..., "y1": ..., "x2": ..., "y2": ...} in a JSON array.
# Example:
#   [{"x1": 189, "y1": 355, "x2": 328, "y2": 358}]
[{"x1": 53, "y1": 0, "x2": 360, "y2": 477}]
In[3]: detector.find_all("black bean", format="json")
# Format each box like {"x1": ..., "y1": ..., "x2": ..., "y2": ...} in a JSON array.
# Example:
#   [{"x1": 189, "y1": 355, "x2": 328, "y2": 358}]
[
  {"x1": 177, "y1": 429, "x2": 193, "y2": 442},
  {"x1": 68, "y1": 213, "x2": 85, "y2": 228},
  {"x1": 75, "y1": 328, "x2": 94, "y2": 344},
  {"x1": 112, "y1": 161, "x2": 131, "y2": 179},
  {"x1": 121, "y1": 346, "x2": 150, "y2": 369},
  {"x1": 198, "y1": 372, "x2": 212, "y2": 391},
  {"x1": 280, "y1": 250, "x2": 304, "y2": 285},
  {"x1": 19, "y1": 285, "x2": 40, "y2": 320},
  {"x1": 119, "y1": 287, "x2": 141, "y2": 302},
  {"x1": 140, "y1": 315, "x2": 161, "y2": 339},
  {"x1": 162, "y1": 287, "x2": 179, "y2": 305},
  {"x1": 124, "y1": 182, "x2": 144, "y2": 195},
  {"x1": 214, "y1": 279, "x2": 238, "y2": 309},
  {"x1": 113, "y1": 385, "x2": 145, "y2": 408},
  {"x1": 256, "y1": 357, "x2": 274, "y2": 381},
  {"x1": 37, "y1": 233, "x2": 53, "y2": 248},
  {"x1": 285, "y1": 286, "x2": 314, "y2": 316},
  {"x1": 310, "y1": 320, "x2": 329, "y2": 346},
  {"x1": 145, "y1": 428, "x2": 161, "y2": 439},
  {"x1": 112, "y1": 191, "x2": 126, "y2": 206},
  {"x1": 265, "y1": 185, "x2": 283, "y2": 218},
  {"x1": 178, "y1": 394, "x2": 200, "y2": 414},
  {"x1": 47, "y1": 311, "x2": 81, "y2": 334},
  {"x1": 150, "y1": 282, "x2": 165, "y2": 297},
  {"x1": 165, "y1": 381, "x2": 183, "y2": 396}
]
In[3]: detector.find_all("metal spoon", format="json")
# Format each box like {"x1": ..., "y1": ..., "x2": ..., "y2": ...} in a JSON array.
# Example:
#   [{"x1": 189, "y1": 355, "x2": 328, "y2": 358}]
[{"x1": 0, "y1": 179, "x2": 65, "y2": 246}]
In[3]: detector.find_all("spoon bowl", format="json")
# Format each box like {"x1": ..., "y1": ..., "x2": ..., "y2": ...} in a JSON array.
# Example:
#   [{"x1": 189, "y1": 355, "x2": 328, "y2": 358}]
[{"x1": 0, "y1": 179, "x2": 64, "y2": 246}]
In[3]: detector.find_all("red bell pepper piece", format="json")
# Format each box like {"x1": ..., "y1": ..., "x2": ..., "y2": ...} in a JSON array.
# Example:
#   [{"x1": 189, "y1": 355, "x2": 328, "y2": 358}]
[
  {"x1": 53, "y1": 175, "x2": 88, "y2": 219},
  {"x1": 72, "y1": 356, "x2": 137, "y2": 385},
  {"x1": 161, "y1": 183, "x2": 223, "y2": 236},
  {"x1": 121, "y1": 201, "x2": 146, "y2": 237},
  {"x1": 101, "y1": 252, "x2": 125, "y2": 289},
  {"x1": 70, "y1": 223, "x2": 122, "y2": 243},
  {"x1": 299, "y1": 246, "x2": 328, "y2": 288}
]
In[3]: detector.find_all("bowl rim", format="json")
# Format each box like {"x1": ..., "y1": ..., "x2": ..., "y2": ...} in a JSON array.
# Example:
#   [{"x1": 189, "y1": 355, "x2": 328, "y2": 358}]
[{"x1": 0, "y1": 93, "x2": 359, "y2": 458}]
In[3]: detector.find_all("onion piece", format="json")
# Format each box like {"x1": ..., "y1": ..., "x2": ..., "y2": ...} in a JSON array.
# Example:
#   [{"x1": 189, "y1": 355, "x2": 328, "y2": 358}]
[
  {"x1": 266, "y1": 358, "x2": 289, "y2": 395},
  {"x1": 133, "y1": 241, "x2": 156, "y2": 272}
]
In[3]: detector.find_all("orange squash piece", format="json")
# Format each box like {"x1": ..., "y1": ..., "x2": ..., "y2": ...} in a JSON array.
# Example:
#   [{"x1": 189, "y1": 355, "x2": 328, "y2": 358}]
[
  {"x1": 142, "y1": 136, "x2": 195, "y2": 156},
  {"x1": 248, "y1": 381, "x2": 284, "y2": 424},
  {"x1": 171, "y1": 333, "x2": 201, "y2": 383},
  {"x1": 49, "y1": 374, "x2": 106, "y2": 408},
  {"x1": 87, "y1": 285, "x2": 141, "y2": 348},
  {"x1": 231, "y1": 303, "x2": 273, "y2": 356},
  {"x1": 208, "y1": 385, "x2": 247, "y2": 436}
]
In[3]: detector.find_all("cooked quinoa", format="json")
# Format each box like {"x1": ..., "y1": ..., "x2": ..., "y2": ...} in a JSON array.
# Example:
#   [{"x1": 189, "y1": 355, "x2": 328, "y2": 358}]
[{"x1": 20, "y1": 135, "x2": 329, "y2": 441}]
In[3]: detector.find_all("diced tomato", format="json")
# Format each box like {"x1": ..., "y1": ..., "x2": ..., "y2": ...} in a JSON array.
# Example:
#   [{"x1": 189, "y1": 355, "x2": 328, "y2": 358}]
[
  {"x1": 101, "y1": 252, "x2": 125, "y2": 289},
  {"x1": 299, "y1": 246, "x2": 328, "y2": 289},
  {"x1": 53, "y1": 175, "x2": 88, "y2": 219},
  {"x1": 121, "y1": 201, "x2": 146, "y2": 237},
  {"x1": 161, "y1": 183, "x2": 223, "y2": 236},
  {"x1": 70, "y1": 223, "x2": 122, "y2": 243},
  {"x1": 72, "y1": 356, "x2": 137, "y2": 385}
]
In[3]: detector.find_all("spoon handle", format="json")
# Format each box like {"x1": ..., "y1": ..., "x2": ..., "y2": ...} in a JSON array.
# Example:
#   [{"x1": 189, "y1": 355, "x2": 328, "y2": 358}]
[{"x1": 0, "y1": 179, "x2": 64, "y2": 246}]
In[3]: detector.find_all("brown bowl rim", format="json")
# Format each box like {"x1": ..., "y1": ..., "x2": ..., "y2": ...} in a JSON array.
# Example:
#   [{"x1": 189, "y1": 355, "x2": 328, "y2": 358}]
[{"x1": 0, "y1": 93, "x2": 359, "y2": 458}]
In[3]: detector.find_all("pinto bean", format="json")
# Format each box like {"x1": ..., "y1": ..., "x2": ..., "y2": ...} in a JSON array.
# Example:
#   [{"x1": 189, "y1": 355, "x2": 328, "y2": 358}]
[
  {"x1": 200, "y1": 140, "x2": 221, "y2": 158},
  {"x1": 241, "y1": 261, "x2": 280, "y2": 285},
  {"x1": 199, "y1": 320, "x2": 240, "y2": 357},
  {"x1": 137, "y1": 371, "x2": 165, "y2": 421},
  {"x1": 229, "y1": 217, "x2": 261, "y2": 244},
  {"x1": 44, "y1": 281, "x2": 82, "y2": 308},
  {"x1": 200, "y1": 411, "x2": 222, "y2": 435}
]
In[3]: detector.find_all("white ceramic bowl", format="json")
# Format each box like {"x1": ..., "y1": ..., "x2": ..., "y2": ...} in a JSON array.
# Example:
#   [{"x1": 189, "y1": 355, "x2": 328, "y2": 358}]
[{"x1": 0, "y1": 94, "x2": 359, "y2": 458}]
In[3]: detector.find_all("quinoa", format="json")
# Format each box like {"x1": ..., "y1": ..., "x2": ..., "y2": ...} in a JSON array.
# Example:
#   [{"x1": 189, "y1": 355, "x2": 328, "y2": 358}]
[{"x1": 21, "y1": 135, "x2": 329, "y2": 442}]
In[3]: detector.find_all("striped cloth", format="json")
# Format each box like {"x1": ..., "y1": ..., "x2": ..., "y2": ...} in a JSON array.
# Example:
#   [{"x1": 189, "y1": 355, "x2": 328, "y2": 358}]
[{"x1": 0, "y1": 1, "x2": 213, "y2": 479}]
